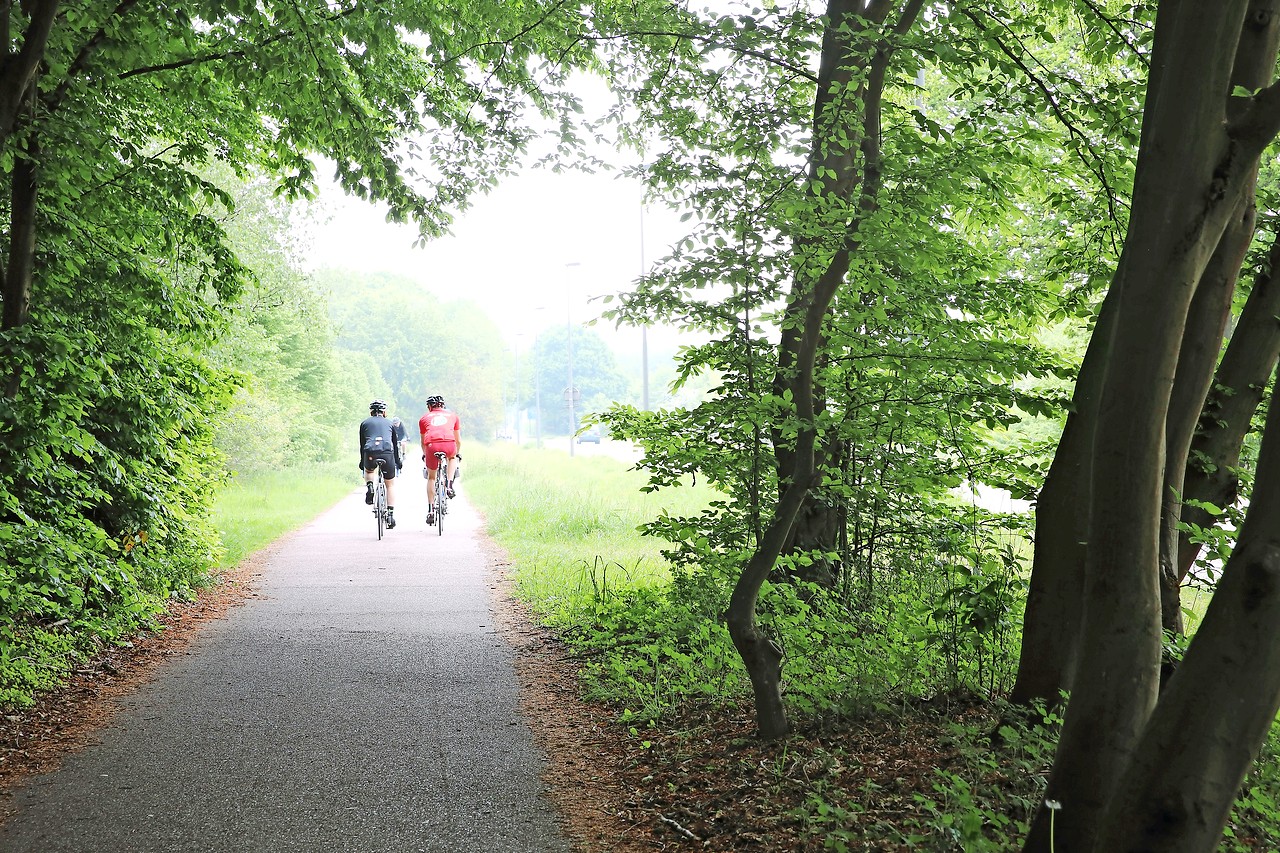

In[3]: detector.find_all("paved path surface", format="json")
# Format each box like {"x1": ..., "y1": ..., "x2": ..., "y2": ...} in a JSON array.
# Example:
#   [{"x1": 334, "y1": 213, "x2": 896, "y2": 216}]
[{"x1": 0, "y1": 464, "x2": 571, "y2": 853}]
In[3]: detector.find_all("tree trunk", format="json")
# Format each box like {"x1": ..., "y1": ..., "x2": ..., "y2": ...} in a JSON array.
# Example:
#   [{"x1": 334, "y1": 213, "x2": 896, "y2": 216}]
[
  {"x1": 0, "y1": 4, "x2": 59, "y2": 135},
  {"x1": 1009, "y1": 280, "x2": 1120, "y2": 706},
  {"x1": 2, "y1": 139, "x2": 38, "y2": 333},
  {"x1": 1158, "y1": 185, "x2": 1256, "y2": 635},
  {"x1": 1025, "y1": 5, "x2": 1259, "y2": 850},
  {"x1": 727, "y1": 467, "x2": 819, "y2": 740},
  {"x1": 2, "y1": 106, "x2": 38, "y2": 398},
  {"x1": 1096, "y1": 364, "x2": 1280, "y2": 852},
  {"x1": 730, "y1": 0, "x2": 925, "y2": 738},
  {"x1": 782, "y1": 437, "x2": 844, "y2": 588},
  {"x1": 0, "y1": 6, "x2": 61, "y2": 393},
  {"x1": 1176, "y1": 233, "x2": 1280, "y2": 580}
]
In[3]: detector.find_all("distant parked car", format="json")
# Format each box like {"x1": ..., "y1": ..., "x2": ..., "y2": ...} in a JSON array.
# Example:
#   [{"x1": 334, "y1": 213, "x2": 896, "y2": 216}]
[
  {"x1": 576, "y1": 426, "x2": 602, "y2": 444},
  {"x1": 496, "y1": 429, "x2": 515, "y2": 441}
]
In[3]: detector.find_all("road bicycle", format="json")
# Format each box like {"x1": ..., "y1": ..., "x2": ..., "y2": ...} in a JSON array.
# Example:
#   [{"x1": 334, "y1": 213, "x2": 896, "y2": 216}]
[
  {"x1": 430, "y1": 451, "x2": 449, "y2": 536},
  {"x1": 372, "y1": 464, "x2": 389, "y2": 540}
]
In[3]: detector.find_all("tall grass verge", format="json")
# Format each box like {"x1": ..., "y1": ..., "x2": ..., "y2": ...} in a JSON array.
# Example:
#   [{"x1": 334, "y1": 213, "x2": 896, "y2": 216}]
[
  {"x1": 466, "y1": 444, "x2": 744, "y2": 717},
  {"x1": 464, "y1": 444, "x2": 703, "y2": 616},
  {"x1": 212, "y1": 461, "x2": 353, "y2": 568}
]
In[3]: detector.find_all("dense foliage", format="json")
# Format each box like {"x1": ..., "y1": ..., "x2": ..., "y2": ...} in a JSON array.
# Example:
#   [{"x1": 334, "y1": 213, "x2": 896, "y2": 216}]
[
  {"x1": 591, "y1": 0, "x2": 1137, "y2": 709},
  {"x1": 0, "y1": 0, "x2": 653, "y2": 706}
]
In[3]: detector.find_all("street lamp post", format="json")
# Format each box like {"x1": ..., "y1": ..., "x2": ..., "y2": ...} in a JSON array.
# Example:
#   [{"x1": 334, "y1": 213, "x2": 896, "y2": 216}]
[
  {"x1": 531, "y1": 306, "x2": 548, "y2": 449},
  {"x1": 640, "y1": 202, "x2": 650, "y2": 410},
  {"x1": 513, "y1": 337, "x2": 522, "y2": 445},
  {"x1": 565, "y1": 261, "x2": 581, "y2": 457},
  {"x1": 534, "y1": 342, "x2": 543, "y2": 449}
]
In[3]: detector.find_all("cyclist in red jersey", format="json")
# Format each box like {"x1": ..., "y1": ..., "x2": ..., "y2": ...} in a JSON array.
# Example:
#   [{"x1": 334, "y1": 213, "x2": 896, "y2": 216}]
[{"x1": 420, "y1": 394, "x2": 461, "y2": 526}]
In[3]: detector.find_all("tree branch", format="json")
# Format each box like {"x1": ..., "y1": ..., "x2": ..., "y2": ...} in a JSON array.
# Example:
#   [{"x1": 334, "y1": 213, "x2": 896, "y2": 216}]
[
  {"x1": 1230, "y1": 73, "x2": 1280, "y2": 151},
  {"x1": 579, "y1": 30, "x2": 818, "y2": 83},
  {"x1": 1076, "y1": 0, "x2": 1149, "y2": 64},
  {"x1": 105, "y1": 8, "x2": 352, "y2": 86},
  {"x1": 960, "y1": 6, "x2": 1124, "y2": 230},
  {"x1": 0, "y1": 0, "x2": 59, "y2": 132}
]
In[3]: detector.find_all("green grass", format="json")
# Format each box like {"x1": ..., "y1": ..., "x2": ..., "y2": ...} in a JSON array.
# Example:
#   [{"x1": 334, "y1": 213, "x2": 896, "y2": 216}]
[
  {"x1": 212, "y1": 462, "x2": 354, "y2": 568},
  {"x1": 464, "y1": 443, "x2": 712, "y2": 617}
]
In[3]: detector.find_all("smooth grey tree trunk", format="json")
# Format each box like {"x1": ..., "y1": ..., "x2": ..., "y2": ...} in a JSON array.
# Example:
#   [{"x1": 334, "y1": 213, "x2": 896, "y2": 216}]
[
  {"x1": 1158, "y1": 186, "x2": 1255, "y2": 634},
  {"x1": 1024, "y1": 4, "x2": 1257, "y2": 850},
  {"x1": 1009, "y1": 280, "x2": 1119, "y2": 706},
  {"x1": 1098, "y1": 365, "x2": 1280, "y2": 852},
  {"x1": 1176, "y1": 234, "x2": 1280, "y2": 581}
]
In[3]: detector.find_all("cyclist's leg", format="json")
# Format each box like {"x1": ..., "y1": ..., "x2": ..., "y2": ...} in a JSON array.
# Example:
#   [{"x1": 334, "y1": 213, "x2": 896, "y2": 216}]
[
  {"x1": 363, "y1": 455, "x2": 377, "y2": 504},
  {"x1": 423, "y1": 447, "x2": 441, "y2": 521},
  {"x1": 424, "y1": 440, "x2": 445, "y2": 494},
  {"x1": 374, "y1": 454, "x2": 396, "y2": 528},
  {"x1": 382, "y1": 455, "x2": 397, "y2": 508}
]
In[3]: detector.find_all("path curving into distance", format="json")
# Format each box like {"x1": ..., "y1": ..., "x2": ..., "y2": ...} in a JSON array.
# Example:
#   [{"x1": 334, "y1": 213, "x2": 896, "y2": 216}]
[{"x1": 0, "y1": 462, "x2": 570, "y2": 853}]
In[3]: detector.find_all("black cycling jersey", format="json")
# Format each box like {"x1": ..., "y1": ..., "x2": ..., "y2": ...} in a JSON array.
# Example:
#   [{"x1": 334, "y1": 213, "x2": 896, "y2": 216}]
[{"x1": 359, "y1": 415, "x2": 402, "y2": 473}]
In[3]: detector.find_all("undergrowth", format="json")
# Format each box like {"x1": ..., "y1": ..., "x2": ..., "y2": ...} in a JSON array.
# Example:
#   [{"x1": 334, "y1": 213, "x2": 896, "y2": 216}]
[
  {"x1": 470, "y1": 442, "x2": 1280, "y2": 849},
  {"x1": 0, "y1": 461, "x2": 350, "y2": 710}
]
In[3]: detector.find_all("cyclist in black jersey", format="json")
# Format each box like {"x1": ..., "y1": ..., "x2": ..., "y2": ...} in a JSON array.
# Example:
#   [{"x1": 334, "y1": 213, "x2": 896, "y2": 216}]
[{"x1": 359, "y1": 400, "x2": 401, "y2": 529}]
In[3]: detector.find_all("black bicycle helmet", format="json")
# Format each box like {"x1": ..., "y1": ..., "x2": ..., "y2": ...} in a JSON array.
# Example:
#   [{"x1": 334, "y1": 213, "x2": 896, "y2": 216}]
[
  {"x1": 370, "y1": 399, "x2": 387, "y2": 415},
  {"x1": 425, "y1": 395, "x2": 445, "y2": 408}
]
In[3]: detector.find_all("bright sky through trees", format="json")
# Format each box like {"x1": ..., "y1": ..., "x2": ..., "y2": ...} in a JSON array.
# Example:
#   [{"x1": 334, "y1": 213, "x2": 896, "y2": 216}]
[{"x1": 304, "y1": 66, "x2": 693, "y2": 358}]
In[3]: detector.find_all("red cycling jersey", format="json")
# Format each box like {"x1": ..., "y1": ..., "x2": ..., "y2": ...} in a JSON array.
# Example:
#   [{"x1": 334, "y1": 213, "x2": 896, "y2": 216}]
[
  {"x1": 420, "y1": 407, "x2": 459, "y2": 472},
  {"x1": 420, "y1": 408, "x2": 460, "y2": 443}
]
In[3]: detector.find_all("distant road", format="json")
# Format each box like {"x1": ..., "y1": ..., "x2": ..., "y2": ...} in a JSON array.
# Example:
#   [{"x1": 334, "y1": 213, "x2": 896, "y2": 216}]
[
  {"x1": 0, "y1": 466, "x2": 571, "y2": 853},
  {"x1": 539, "y1": 436, "x2": 642, "y2": 466}
]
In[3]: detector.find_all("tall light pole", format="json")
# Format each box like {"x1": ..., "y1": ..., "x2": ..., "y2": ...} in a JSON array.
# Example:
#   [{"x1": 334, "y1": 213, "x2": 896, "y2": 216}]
[
  {"x1": 534, "y1": 335, "x2": 543, "y2": 448},
  {"x1": 565, "y1": 261, "x2": 581, "y2": 457},
  {"x1": 513, "y1": 334, "x2": 524, "y2": 445},
  {"x1": 531, "y1": 306, "x2": 548, "y2": 448},
  {"x1": 640, "y1": 202, "x2": 650, "y2": 410}
]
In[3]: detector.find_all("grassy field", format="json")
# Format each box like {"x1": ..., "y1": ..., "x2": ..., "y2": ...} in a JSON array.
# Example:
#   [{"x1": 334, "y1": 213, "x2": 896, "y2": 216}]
[
  {"x1": 464, "y1": 443, "x2": 712, "y2": 617},
  {"x1": 212, "y1": 463, "x2": 355, "y2": 568}
]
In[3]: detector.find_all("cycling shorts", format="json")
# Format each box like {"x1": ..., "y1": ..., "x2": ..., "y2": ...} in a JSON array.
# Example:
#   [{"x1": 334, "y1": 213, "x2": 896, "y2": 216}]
[
  {"x1": 363, "y1": 449, "x2": 397, "y2": 479},
  {"x1": 423, "y1": 441, "x2": 456, "y2": 471}
]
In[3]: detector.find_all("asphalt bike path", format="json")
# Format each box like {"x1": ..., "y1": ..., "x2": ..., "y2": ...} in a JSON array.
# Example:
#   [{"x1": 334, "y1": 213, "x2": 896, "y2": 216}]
[{"x1": 0, "y1": 464, "x2": 571, "y2": 853}]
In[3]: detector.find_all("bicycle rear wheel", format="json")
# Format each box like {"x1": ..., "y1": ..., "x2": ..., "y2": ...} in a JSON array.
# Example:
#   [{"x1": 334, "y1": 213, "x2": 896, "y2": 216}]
[
  {"x1": 375, "y1": 474, "x2": 387, "y2": 540},
  {"x1": 435, "y1": 492, "x2": 445, "y2": 536}
]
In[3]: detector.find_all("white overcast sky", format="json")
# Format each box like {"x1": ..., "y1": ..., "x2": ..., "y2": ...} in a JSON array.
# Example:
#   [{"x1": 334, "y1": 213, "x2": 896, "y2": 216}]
[{"x1": 305, "y1": 156, "x2": 692, "y2": 364}]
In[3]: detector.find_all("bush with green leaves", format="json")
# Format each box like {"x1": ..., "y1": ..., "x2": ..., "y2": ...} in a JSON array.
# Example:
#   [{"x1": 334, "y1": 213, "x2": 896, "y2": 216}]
[{"x1": 0, "y1": 304, "x2": 231, "y2": 706}]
